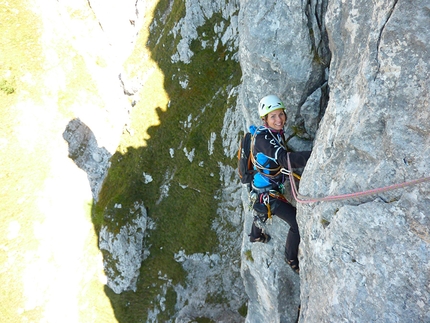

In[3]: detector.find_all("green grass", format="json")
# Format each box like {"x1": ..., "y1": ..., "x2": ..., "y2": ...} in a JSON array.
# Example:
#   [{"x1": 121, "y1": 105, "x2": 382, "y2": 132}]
[
  {"x1": 238, "y1": 302, "x2": 248, "y2": 317},
  {"x1": 320, "y1": 218, "x2": 330, "y2": 228},
  {"x1": 93, "y1": 0, "x2": 242, "y2": 321},
  {"x1": 244, "y1": 249, "x2": 254, "y2": 262},
  {"x1": 206, "y1": 291, "x2": 228, "y2": 305},
  {"x1": 0, "y1": 1, "x2": 115, "y2": 322},
  {"x1": 0, "y1": 78, "x2": 15, "y2": 94},
  {"x1": 0, "y1": 3, "x2": 45, "y2": 321}
]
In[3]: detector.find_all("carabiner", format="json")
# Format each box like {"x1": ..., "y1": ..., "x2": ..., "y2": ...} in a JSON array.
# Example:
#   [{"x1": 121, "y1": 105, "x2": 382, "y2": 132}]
[
  {"x1": 262, "y1": 193, "x2": 270, "y2": 205},
  {"x1": 281, "y1": 168, "x2": 291, "y2": 175}
]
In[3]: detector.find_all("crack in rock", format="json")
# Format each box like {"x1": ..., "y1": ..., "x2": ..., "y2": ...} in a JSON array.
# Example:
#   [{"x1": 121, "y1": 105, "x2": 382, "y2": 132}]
[{"x1": 375, "y1": 0, "x2": 399, "y2": 78}]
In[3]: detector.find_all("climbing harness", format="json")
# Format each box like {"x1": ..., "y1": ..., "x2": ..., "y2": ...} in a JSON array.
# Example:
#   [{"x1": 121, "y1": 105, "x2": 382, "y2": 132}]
[{"x1": 284, "y1": 153, "x2": 430, "y2": 204}]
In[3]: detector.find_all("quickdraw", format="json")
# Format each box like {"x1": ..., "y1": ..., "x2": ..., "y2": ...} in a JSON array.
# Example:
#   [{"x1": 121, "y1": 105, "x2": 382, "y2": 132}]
[
  {"x1": 248, "y1": 190, "x2": 259, "y2": 210},
  {"x1": 268, "y1": 189, "x2": 289, "y2": 203},
  {"x1": 261, "y1": 193, "x2": 272, "y2": 220},
  {"x1": 281, "y1": 168, "x2": 301, "y2": 180}
]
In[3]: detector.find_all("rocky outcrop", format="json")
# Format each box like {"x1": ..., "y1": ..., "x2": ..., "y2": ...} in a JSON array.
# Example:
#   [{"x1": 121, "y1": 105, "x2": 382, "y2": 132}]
[
  {"x1": 99, "y1": 201, "x2": 151, "y2": 294},
  {"x1": 63, "y1": 118, "x2": 111, "y2": 200},
  {"x1": 298, "y1": 0, "x2": 430, "y2": 321},
  {"x1": 170, "y1": 0, "x2": 240, "y2": 64},
  {"x1": 63, "y1": 119, "x2": 149, "y2": 294}
]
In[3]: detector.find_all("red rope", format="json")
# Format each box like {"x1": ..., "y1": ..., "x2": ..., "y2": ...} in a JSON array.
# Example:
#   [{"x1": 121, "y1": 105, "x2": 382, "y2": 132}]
[{"x1": 286, "y1": 153, "x2": 430, "y2": 204}]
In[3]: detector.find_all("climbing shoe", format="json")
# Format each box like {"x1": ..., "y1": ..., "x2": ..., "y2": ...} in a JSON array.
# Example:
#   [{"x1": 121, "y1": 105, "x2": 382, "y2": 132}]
[
  {"x1": 250, "y1": 233, "x2": 271, "y2": 243},
  {"x1": 287, "y1": 259, "x2": 300, "y2": 274}
]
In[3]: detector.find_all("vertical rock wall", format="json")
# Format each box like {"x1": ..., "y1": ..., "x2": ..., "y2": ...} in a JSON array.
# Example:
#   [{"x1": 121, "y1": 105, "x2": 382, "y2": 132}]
[
  {"x1": 299, "y1": 0, "x2": 430, "y2": 321},
  {"x1": 238, "y1": 0, "x2": 328, "y2": 129},
  {"x1": 237, "y1": 0, "x2": 329, "y2": 322},
  {"x1": 238, "y1": 0, "x2": 429, "y2": 321}
]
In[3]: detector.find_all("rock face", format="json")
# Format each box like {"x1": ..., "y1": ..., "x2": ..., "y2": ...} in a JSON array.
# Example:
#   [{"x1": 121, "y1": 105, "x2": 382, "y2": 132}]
[
  {"x1": 297, "y1": 0, "x2": 430, "y2": 321},
  {"x1": 237, "y1": 0, "x2": 328, "y2": 321},
  {"x1": 63, "y1": 119, "x2": 111, "y2": 200},
  {"x1": 238, "y1": 0, "x2": 329, "y2": 134},
  {"x1": 170, "y1": 0, "x2": 240, "y2": 64},
  {"x1": 238, "y1": 0, "x2": 429, "y2": 322},
  {"x1": 99, "y1": 202, "x2": 150, "y2": 294}
]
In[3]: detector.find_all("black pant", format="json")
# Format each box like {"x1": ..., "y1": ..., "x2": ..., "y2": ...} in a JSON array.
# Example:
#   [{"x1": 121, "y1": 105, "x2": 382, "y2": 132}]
[{"x1": 250, "y1": 196, "x2": 300, "y2": 262}]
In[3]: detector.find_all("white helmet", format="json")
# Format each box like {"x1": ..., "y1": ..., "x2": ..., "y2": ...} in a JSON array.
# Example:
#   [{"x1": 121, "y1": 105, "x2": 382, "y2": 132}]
[{"x1": 258, "y1": 95, "x2": 285, "y2": 118}]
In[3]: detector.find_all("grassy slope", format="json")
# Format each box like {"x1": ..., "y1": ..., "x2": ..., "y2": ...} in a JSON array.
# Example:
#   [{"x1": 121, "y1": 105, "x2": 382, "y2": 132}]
[
  {"x1": 0, "y1": 3, "x2": 47, "y2": 321},
  {"x1": 0, "y1": 1, "x2": 118, "y2": 322},
  {"x1": 94, "y1": 1, "x2": 242, "y2": 322}
]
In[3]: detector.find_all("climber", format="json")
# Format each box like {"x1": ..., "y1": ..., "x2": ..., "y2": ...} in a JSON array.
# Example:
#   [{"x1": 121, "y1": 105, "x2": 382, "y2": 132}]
[{"x1": 248, "y1": 94, "x2": 311, "y2": 274}]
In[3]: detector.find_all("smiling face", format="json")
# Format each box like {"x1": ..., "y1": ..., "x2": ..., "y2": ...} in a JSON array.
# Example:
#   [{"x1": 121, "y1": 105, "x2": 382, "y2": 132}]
[{"x1": 265, "y1": 109, "x2": 286, "y2": 131}]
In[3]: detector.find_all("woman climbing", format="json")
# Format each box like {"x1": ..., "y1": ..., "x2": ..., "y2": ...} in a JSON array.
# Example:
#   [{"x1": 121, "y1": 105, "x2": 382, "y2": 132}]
[{"x1": 249, "y1": 94, "x2": 311, "y2": 274}]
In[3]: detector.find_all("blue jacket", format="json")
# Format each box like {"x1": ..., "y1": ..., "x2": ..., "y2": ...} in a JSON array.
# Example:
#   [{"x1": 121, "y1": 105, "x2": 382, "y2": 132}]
[{"x1": 250, "y1": 125, "x2": 311, "y2": 188}]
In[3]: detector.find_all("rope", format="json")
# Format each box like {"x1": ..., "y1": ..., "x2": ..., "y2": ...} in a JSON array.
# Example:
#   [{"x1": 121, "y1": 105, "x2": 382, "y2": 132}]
[{"x1": 285, "y1": 152, "x2": 430, "y2": 204}]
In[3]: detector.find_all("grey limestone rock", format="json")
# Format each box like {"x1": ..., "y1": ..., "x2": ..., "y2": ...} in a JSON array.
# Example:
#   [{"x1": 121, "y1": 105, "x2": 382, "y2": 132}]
[
  {"x1": 238, "y1": 0, "x2": 328, "y2": 321},
  {"x1": 239, "y1": 0, "x2": 429, "y2": 321},
  {"x1": 238, "y1": 0, "x2": 328, "y2": 129},
  {"x1": 298, "y1": 0, "x2": 430, "y2": 321},
  {"x1": 62, "y1": 118, "x2": 111, "y2": 201},
  {"x1": 241, "y1": 208, "x2": 301, "y2": 323},
  {"x1": 170, "y1": 0, "x2": 240, "y2": 64},
  {"x1": 99, "y1": 202, "x2": 150, "y2": 294}
]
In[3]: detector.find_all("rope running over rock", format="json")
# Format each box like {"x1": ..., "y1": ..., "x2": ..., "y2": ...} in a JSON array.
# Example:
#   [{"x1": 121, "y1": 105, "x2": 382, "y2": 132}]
[{"x1": 285, "y1": 153, "x2": 430, "y2": 204}]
